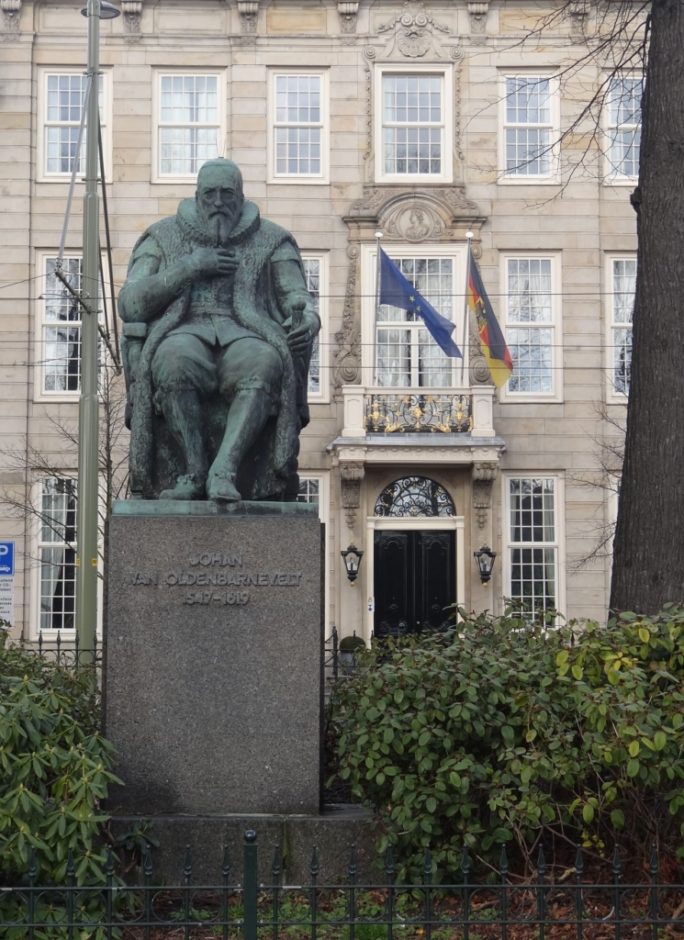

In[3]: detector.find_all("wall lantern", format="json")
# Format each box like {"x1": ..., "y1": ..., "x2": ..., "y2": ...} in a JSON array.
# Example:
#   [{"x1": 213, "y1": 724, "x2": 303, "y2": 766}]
[
  {"x1": 341, "y1": 544, "x2": 363, "y2": 582},
  {"x1": 474, "y1": 545, "x2": 496, "y2": 583}
]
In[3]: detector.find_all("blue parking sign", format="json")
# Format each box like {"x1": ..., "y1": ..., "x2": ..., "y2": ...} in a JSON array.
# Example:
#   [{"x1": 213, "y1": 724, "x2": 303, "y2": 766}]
[{"x1": 0, "y1": 541, "x2": 15, "y2": 576}]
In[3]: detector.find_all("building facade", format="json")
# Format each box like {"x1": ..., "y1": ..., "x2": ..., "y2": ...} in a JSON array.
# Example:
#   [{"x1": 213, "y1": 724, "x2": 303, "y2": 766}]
[{"x1": 0, "y1": 0, "x2": 638, "y2": 645}]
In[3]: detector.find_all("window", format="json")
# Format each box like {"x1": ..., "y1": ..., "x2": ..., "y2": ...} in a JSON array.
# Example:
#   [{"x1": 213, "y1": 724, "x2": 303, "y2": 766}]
[
  {"x1": 375, "y1": 67, "x2": 452, "y2": 183},
  {"x1": 503, "y1": 255, "x2": 559, "y2": 398},
  {"x1": 501, "y1": 74, "x2": 558, "y2": 180},
  {"x1": 301, "y1": 254, "x2": 328, "y2": 399},
  {"x1": 38, "y1": 478, "x2": 77, "y2": 634},
  {"x1": 506, "y1": 477, "x2": 561, "y2": 620},
  {"x1": 608, "y1": 256, "x2": 636, "y2": 396},
  {"x1": 605, "y1": 75, "x2": 642, "y2": 180},
  {"x1": 156, "y1": 73, "x2": 222, "y2": 178},
  {"x1": 41, "y1": 256, "x2": 83, "y2": 395},
  {"x1": 41, "y1": 70, "x2": 110, "y2": 179},
  {"x1": 376, "y1": 255, "x2": 456, "y2": 387},
  {"x1": 297, "y1": 477, "x2": 320, "y2": 506},
  {"x1": 271, "y1": 72, "x2": 328, "y2": 181}
]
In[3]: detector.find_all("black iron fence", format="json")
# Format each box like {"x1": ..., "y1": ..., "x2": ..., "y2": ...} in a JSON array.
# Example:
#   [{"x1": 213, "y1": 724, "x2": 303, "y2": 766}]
[{"x1": 3, "y1": 831, "x2": 684, "y2": 938}]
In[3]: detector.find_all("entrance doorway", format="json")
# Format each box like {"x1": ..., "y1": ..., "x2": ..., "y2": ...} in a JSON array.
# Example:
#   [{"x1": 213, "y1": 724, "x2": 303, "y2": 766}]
[
  {"x1": 371, "y1": 475, "x2": 458, "y2": 638},
  {"x1": 374, "y1": 529, "x2": 456, "y2": 637}
]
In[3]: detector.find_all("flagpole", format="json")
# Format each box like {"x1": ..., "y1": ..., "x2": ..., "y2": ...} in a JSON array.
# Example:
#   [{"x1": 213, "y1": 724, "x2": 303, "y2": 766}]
[
  {"x1": 461, "y1": 230, "x2": 474, "y2": 386},
  {"x1": 374, "y1": 231, "x2": 383, "y2": 386}
]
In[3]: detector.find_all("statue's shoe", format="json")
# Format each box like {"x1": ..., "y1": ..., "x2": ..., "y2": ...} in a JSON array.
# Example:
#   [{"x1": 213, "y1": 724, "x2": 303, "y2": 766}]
[
  {"x1": 207, "y1": 473, "x2": 241, "y2": 502},
  {"x1": 159, "y1": 475, "x2": 205, "y2": 500}
]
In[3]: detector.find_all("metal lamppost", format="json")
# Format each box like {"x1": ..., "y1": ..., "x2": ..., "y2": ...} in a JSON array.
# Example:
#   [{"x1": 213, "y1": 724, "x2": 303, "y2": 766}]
[{"x1": 75, "y1": 0, "x2": 119, "y2": 662}]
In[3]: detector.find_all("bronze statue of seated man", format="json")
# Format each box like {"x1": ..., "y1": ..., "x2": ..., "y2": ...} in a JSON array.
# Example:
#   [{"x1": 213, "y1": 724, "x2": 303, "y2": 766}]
[{"x1": 119, "y1": 158, "x2": 320, "y2": 502}]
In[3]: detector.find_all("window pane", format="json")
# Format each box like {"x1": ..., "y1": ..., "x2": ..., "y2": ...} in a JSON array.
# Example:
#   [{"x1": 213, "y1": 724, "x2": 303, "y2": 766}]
[
  {"x1": 504, "y1": 76, "x2": 553, "y2": 177},
  {"x1": 509, "y1": 478, "x2": 557, "y2": 620},
  {"x1": 382, "y1": 74, "x2": 442, "y2": 175},
  {"x1": 607, "y1": 76, "x2": 643, "y2": 177},
  {"x1": 39, "y1": 478, "x2": 77, "y2": 633},
  {"x1": 506, "y1": 258, "x2": 553, "y2": 394},
  {"x1": 159, "y1": 75, "x2": 220, "y2": 175},
  {"x1": 302, "y1": 258, "x2": 321, "y2": 395},
  {"x1": 296, "y1": 478, "x2": 320, "y2": 504},
  {"x1": 376, "y1": 256, "x2": 454, "y2": 387},
  {"x1": 274, "y1": 74, "x2": 323, "y2": 177},
  {"x1": 43, "y1": 258, "x2": 83, "y2": 393},
  {"x1": 611, "y1": 258, "x2": 636, "y2": 394}
]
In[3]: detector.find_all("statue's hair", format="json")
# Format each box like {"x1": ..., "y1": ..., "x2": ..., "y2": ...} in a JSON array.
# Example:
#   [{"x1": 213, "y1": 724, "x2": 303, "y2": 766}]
[{"x1": 196, "y1": 158, "x2": 243, "y2": 197}]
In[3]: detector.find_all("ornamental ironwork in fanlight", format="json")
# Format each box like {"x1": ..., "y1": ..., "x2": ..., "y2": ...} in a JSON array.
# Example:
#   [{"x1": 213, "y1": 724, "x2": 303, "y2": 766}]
[
  {"x1": 366, "y1": 393, "x2": 472, "y2": 434},
  {"x1": 374, "y1": 476, "x2": 456, "y2": 517}
]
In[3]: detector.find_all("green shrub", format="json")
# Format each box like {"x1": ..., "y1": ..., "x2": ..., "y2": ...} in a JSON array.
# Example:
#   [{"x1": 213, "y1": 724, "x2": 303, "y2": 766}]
[
  {"x1": 328, "y1": 605, "x2": 684, "y2": 879},
  {"x1": 0, "y1": 628, "x2": 122, "y2": 936}
]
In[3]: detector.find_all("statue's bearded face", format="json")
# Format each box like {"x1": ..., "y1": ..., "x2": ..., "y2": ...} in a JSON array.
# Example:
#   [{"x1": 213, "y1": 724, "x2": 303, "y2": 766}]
[{"x1": 196, "y1": 168, "x2": 244, "y2": 241}]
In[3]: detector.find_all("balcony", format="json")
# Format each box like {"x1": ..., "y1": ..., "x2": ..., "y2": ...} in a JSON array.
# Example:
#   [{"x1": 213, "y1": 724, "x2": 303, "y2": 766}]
[{"x1": 339, "y1": 385, "x2": 497, "y2": 439}]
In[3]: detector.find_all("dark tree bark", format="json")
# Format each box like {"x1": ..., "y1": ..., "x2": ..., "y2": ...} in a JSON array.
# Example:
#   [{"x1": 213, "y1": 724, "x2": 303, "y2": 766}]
[{"x1": 610, "y1": 0, "x2": 684, "y2": 613}]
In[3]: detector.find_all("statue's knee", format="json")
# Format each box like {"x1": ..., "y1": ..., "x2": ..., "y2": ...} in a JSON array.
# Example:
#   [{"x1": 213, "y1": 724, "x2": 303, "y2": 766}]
[{"x1": 221, "y1": 342, "x2": 282, "y2": 393}]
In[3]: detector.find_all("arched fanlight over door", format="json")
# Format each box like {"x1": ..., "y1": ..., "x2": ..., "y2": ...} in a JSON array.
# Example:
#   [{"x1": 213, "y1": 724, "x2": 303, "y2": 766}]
[{"x1": 374, "y1": 475, "x2": 456, "y2": 518}]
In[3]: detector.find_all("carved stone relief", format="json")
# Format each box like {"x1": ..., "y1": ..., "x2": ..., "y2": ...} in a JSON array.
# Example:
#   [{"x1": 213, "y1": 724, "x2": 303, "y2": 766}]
[
  {"x1": 472, "y1": 461, "x2": 498, "y2": 529},
  {"x1": 237, "y1": 0, "x2": 258, "y2": 34},
  {"x1": 1, "y1": 0, "x2": 21, "y2": 33},
  {"x1": 467, "y1": 0, "x2": 489, "y2": 37},
  {"x1": 122, "y1": 0, "x2": 143, "y2": 40},
  {"x1": 337, "y1": 0, "x2": 359, "y2": 34},
  {"x1": 376, "y1": 1, "x2": 452, "y2": 59},
  {"x1": 333, "y1": 244, "x2": 362, "y2": 394},
  {"x1": 340, "y1": 461, "x2": 365, "y2": 529}
]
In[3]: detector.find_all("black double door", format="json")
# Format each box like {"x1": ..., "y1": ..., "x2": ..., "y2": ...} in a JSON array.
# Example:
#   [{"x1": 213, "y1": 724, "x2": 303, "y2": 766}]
[{"x1": 373, "y1": 530, "x2": 455, "y2": 638}]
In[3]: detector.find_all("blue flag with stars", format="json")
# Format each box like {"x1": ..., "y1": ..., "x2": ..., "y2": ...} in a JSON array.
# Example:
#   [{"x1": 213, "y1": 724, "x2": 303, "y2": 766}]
[{"x1": 378, "y1": 248, "x2": 462, "y2": 359}]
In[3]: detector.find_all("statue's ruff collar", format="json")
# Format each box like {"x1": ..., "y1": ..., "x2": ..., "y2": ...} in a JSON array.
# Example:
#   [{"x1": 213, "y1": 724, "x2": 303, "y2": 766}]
[{"x1": 176, "y1": 198, "x2": 260, "y2": 246}]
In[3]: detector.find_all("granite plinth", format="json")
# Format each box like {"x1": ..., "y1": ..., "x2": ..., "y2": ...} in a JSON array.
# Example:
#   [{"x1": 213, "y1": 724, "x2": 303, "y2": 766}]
[{"x1": 105, "y1": 502, "x2": 323, "y2": 816}]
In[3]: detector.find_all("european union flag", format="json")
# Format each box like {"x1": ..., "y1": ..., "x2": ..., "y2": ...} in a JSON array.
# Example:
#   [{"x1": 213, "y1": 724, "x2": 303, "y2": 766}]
[{"x1": 379, "y1": 248, "x2": 462, "y2": 359}]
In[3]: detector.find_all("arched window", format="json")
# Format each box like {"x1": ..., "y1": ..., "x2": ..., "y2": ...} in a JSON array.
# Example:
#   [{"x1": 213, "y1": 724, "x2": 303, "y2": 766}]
[{"x1": 374, "y1": 475, "x2": 455, "y2": 517}]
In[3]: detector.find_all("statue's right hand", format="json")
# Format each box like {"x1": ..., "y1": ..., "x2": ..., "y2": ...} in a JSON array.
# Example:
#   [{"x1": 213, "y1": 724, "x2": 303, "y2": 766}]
[{"x1": 187, "y1": 248, "x2": 238, "y2": 279}]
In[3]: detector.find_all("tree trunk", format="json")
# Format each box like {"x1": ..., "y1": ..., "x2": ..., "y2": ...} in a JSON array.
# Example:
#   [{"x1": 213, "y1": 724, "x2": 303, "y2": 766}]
[{"x1": 610, "y1": 0, "x2": 684, "y2": 613}]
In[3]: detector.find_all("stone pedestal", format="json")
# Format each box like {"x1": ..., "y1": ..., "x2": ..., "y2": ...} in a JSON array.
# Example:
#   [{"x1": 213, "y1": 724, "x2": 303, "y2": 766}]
[{"x1": 105, "y1": 501, "x2": 323, "y2": 816}]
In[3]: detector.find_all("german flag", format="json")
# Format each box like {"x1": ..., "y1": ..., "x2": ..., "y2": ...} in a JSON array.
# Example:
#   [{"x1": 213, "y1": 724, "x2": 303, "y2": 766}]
[{"x1": 467, "y1": 254, "x2": 513, "y2": 388}]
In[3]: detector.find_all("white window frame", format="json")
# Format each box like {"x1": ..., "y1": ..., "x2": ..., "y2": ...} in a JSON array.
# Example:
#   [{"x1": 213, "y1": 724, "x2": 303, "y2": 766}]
[
  {"x1": 30, "y1": 476, "x2": 104, "y2": 643},
  {"x1": 603, "y1": 73, "x2": 643, "y2": 183},
  {"x1": 499, "y1": 253, "x2": 562, "y2": 402},
  {"x1": 38, "y1": 68, "x2": 112, "y2": 182},
  {"x1": 374, "y1": 65, "x2": 453, "y2": 185},
  {"x1": 36, "y1": 253, "x2": 84, "y2": 401},
  {"x1": 605, "y1": 254, "x2": 636, "y2": 400},
  {"x1": 300, "y1": 252, "x2": 329, "y2": 402},
  {"x1": 504, "y1": 474, "x2": 565, "y2": 622},
  {"x1": 32, "y1": 476, "x2": 78, "y2": 640},
  {"x1": 296, "y1": 472, "x2": 331, "y2": 631},
  {"x1": 268, "y1": 70, "x2": 329, "y2": 184},
  {"x1": 34, "y1": 251, "x2": 110, "y2": 402},
  {"x1": 498, "y1": 71, "x2": 560, "y2": 184},
  {"x1": 360, "y1": 242, "x2": 468, "y2": 389},
  {"x1": 153, "y1": 70, "x2": 225, "y2": 183}
]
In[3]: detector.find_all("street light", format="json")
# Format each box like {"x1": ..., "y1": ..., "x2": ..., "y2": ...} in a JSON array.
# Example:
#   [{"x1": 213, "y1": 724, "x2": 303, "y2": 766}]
[{"x1": 75, "y1": 0, "x2": 120, "y2": 664}]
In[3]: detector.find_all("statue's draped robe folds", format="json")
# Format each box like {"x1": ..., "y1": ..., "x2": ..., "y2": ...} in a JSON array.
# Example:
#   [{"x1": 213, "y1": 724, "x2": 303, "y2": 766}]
[{"x1": 119, "y1": 198, "x2": 314, "y2": 500}]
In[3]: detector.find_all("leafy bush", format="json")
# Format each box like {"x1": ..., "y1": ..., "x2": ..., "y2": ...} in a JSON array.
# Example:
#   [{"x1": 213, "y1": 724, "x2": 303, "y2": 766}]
[
  {"x1": 0, "y1": 628, "x2": 122, "y2": 936},
  {"x1": 328, "y1": 605, "x2": 684, "y2": 879}
]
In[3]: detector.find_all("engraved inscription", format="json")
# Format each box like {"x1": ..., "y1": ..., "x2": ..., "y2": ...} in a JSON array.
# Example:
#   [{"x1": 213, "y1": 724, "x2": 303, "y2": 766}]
[{"x1": 126, "y1": 548, "x2": 303, "y2": 609}]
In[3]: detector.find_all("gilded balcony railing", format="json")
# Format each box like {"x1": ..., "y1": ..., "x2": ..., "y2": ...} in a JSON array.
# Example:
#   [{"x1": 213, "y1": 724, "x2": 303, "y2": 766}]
[
  {"x1": 365, "y1": 392, "x2": 472, "y2": 433},
  {"x1": 340, "y1": 385, "x2": 496, "y2": 438}
]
